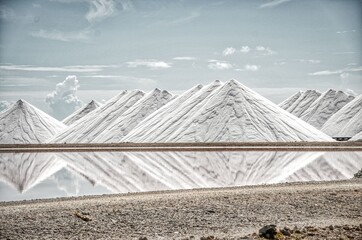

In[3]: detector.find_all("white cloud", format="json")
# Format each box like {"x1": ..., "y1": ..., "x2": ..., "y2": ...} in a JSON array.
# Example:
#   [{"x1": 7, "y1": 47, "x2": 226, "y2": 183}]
[
  {"x1": 298, "y1": 59, "x2": 321, "y2": 64},
  {"x1": 236, "y1": 64, "x2": 260, "y2": 72},
  {"x1": 170, "y1": 12, "x2": 200, "y2": 25},
  {"x1": 336, "y1": 29, "x2": 356, "y2": 34},
  {"x1": 240, "y1": 46, "x2": 251, "y2": 53},
  {"x1": 126, "y1": 60, "x2": 171, "y2": 70},
  {"x1": 0, "y1": 5, "x2": 15, "y2": 20},
  {"x1": 0, "y1": 64, "x2": 116, "y2": 73},
  {"x1": 222, "y1": 47, "x2": 236, "y2": 56},
  {"x1": 309, "y1": 66, "x2": 362, "y2": 76},
  {"x1": 86, "y1": 0, "x2": 116, "y2": 23},
  {"x1": 255, "y1": 46, "x2": 276, "y2": 55},
  {"x1": 274, "y1": 61, "x2": 286, "y2": 65},
  {"x1": 208, "y1": 60, "x2": 233, "y2": 70},
  {"x1": 173, "y1": 57, "x2": 197, "y2": 61},
  {"x1": 46, "y1": 75, "x2": 83, "y2": 120},
  {"x1": 260, "y1": 0, "x2": 291, "y2": 8},
  {"x1": 30, "y1": 29, "x2": 92, "y2": 42}
]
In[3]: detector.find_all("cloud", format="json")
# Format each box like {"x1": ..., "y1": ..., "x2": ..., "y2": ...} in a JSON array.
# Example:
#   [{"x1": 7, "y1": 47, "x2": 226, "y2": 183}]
[
  {"x1": 208, "y1": 60, "x2": 233, "y2": 70},
  {"x1": 298, "y1": 59, "x2": 321, "y2": 64},
  {"x1": 0, "y1": 5, "x2": 15, "y2": 21},
  {"x1": 308, "y1": 66, "x2": 362, "y2": 76},
  {"x1": 240, "y1": 46, "x2": 251, "y2": 53},
  {"x1": 30, "y1": 29, "x2": 92, "y2": 42},
  {"x1": 126, "y1": 60, "x2": 171, "y2": 70},
  {"x1": 260, "y1": 0, "x2": 291, "y2": 8},
  {"x1": 86, "y1": 0, "x2": 116, "y2": 23},
  {"x1": 169, "y1": 12, "x2": 200, "y2": 25},
  {"x1": 173, "y1": 57, "x2": 197, "y2": 61},
  {"x1": 222, "y1": 47, "x2": 236, "y2": 56},
  {"x1": 0, "y1": 64, "x2": 116, "y2": 73},
  {"x1": 255, "y1": 46, "x2": 276, "y2": 55},
  {"x1": 274, "y1": 61, "x2": 286, "y2": 65},
  {"x1": 336, "y1": 29, "x2": 356, "y2": 34},
  {"x1": 235, "y1": 64, "x2": 261, "y2": 72},
  {"x1": 45, "y1": 75, "x2": 83, "y2": 120}
]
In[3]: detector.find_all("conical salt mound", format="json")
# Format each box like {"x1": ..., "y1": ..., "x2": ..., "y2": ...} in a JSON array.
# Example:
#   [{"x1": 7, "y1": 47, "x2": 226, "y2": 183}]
[
  {"x1": 299, "y1": 89, "x2": 354, "y2": 129},
  {"x1": 93, "y1": 89, "x2": 173, "y2": 143},
  {"x1": 124, "y1": 80, "x2": 333, "y2": 142},
  {"x1": 62, "y1": 100, "x2": 101, "y2": 125},
  {"x1": 0, "y1": 99, "x2": 66, "y2": 144},
  {"x1": 279, "y1": 91, "x2": 303, "y2": 110},
  {"x1": 321, "y1": 95, "x2": 362, "y2": 137},
  {"x1": 50, "y1": 90, "x2": 145, "y2": 143},
  {"x1": 123, "y1": 80, "x2": 222, "y2": 142},
  {"x1": 279, "y1": 90, "x2": 321, "y2": 117},
  {"x1": 350, "y1": 131, "x2": 362, "y2": 142}
]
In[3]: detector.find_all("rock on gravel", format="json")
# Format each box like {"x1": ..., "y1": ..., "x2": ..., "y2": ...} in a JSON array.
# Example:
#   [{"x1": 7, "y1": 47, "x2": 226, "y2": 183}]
[{"x1": 354, "y1": 169, "x2": 362, "y2": 178}]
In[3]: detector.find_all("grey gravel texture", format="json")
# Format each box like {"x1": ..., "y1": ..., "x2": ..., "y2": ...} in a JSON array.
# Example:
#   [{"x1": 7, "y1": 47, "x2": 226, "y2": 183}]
[{"x1": 0, "y1": 179, "x2": 361, "y2": 239}]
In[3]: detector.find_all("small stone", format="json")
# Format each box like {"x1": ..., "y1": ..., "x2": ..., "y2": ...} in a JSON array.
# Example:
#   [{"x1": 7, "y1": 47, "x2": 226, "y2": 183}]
[
  {"x1": 259, "y1": 225, "x2": 277, "y2": 239},
  {"x1": 281, "y1": 228, "x2": 291, "y2": 236},
  {"x1": 329, "y1": 225, "x2": 334, "y2": 230}
]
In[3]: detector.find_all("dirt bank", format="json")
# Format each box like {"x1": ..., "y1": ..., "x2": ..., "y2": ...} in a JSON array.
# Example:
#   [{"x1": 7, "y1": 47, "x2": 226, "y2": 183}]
[{"x1": 0, "y1": 180, "x2": 361, "y2": 239}]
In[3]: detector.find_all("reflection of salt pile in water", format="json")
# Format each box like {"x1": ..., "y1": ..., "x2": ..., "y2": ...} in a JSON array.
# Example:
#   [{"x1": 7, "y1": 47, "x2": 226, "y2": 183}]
[
  {"x1": 285, "y1": 152, "x2": 362, "y2": 182},
  {"x1": 0, "y1": 152, "x2": 65, "y2": 193},
  {"x1": 56, "y1": 151, "x2": 362, "y2": 194}
]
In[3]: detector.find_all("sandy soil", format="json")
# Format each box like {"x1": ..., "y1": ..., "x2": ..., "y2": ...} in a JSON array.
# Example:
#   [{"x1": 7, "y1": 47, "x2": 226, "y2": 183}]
[{"x1": 0, "y1": 179, "x2": 361, "y2": 239}]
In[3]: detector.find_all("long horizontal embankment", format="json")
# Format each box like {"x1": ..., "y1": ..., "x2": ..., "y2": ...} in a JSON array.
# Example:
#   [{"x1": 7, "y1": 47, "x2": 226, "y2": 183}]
[{"x1": 0, "y1": 142, "x2": 362, "y2": 152}]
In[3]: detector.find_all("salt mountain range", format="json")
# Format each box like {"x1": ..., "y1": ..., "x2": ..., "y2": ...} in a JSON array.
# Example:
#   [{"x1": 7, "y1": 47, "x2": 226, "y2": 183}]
[{"x1": 0, "y1": 79, "x2": 361, "y2": 143}]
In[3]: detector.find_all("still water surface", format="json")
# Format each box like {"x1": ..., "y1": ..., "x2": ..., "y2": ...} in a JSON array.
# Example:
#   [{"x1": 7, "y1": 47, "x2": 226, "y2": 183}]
[{"x1": 0, "y1": 151, "x2": 361, "y2": 201}]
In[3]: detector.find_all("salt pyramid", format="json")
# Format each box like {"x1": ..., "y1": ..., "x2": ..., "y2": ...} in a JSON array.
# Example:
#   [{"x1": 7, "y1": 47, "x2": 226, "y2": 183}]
[
  {"x1": 279, "y1": 90, "x2": 321, "y2": 117},
  {"x1": 321, "y1": 94, "x2": 362, "y2": 137},
  {"x1": 124, "y1": 80, "x2": 333, "y2": 142},
  {"x1": 299, "y1": 89, "x2": 354, "y2": 129},
  {"x1": 50, "y1": 90, "x2": 145, "y2": 143},
  {"x1": 0, "y1": 99, "x2": 66, "y2": 144},
  {"x1": 93, "y1": 89, "x2": 173, "y2": 143},
  {"x1": 350, "y1": 131, "x2": 362, "y2": 141},
  {"x1": 62, "y1": 100, "x2": 101, "y2": 125}
]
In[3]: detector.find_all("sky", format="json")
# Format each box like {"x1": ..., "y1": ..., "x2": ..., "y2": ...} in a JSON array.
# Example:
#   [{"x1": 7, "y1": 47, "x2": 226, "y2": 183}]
[{"x1": 0, "y1": 0, "x2": 361, "y2": 119}]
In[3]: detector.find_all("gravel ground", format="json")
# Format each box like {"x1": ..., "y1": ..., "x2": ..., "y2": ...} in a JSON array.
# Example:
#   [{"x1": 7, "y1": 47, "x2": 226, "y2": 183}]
[{"x1": 0, "y1": 179, "x2": 361, "y2": 239}]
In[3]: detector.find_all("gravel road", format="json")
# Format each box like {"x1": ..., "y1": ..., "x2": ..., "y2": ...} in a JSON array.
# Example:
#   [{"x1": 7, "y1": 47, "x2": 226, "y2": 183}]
[{"x1": 0, "y1": 179, "x2": 361, "y2": 239}]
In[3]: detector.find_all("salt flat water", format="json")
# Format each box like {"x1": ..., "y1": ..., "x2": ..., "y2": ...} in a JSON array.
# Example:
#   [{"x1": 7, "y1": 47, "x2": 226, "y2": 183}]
[{"x1": 0, "y1": 151, "x2": 361, "y2": 202}]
